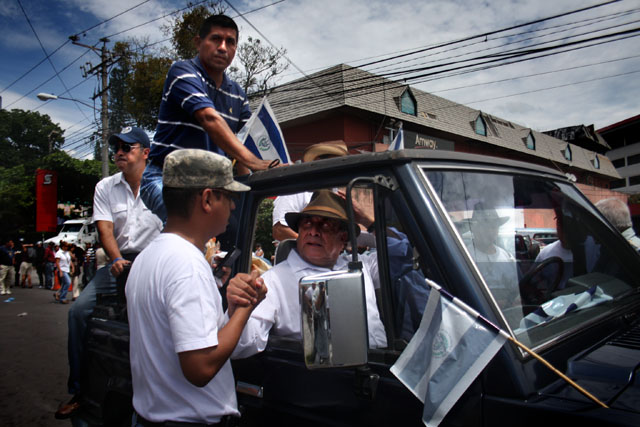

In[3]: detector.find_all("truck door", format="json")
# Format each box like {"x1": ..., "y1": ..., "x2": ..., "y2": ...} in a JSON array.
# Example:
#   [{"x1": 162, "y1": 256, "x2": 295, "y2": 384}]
[{"x1": 231, "y1": 181, "x2": 477, "y2": 426}]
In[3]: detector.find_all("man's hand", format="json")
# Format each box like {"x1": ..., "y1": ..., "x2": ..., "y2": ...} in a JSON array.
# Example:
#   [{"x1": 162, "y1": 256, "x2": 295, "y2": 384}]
[
  {"x1": 110, "y1": 258, "x2": 131, "y2": 277},
  {"x1": 227, "y1": 270, "x2": 267, "y2": 316},
  {"x1": 337, "y1": 190, "x2": 374, "y2": 228}
]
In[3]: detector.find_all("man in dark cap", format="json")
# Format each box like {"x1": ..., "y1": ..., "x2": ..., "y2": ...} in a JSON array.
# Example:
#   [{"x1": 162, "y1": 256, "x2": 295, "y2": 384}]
[
  {"x1": 126, "y1": 149, "x2": 266, "y2": 425},
  {"x1": 229, "y1": 189, "x2": 387, "y2": 359},
  {"x1": 55, "y1": 126, "x2": 163, "y2": 419}
]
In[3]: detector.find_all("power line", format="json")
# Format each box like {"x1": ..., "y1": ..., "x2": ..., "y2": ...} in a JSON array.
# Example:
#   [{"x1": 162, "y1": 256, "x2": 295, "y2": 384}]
[
  {"x1": 461, "y1": 68, "x2": 640, "y2": 107},
  {"x1": 15, "y1": 0, "x2": 91, "y2": 122},
  {"x1": 429, "y1": 54, "x2": 640, "y2": 94},
  {"x1": 123, "y1": 0, "x2": 287, "y2": 53},
  {"x1": 4, "y1": 50, "x2": 93, "y2": 110},
  {"x1": 366, "y1": 8, "x2": 640, "y2": 75},
  {"x1": 71, "y1": 0, "x2": 152, "y2": 39},
  {"x1": 0, "y1": 40, "x2": 70, "y2": 94}
]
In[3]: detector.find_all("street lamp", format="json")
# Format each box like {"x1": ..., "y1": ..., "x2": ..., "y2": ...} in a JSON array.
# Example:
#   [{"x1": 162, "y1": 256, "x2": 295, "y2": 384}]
[
  {"x1": 37, "y1": 93, "x2": 97, "y2": 111},
  {"x1": 37, "y1": 92, "x2": 109, "y2": 179}
]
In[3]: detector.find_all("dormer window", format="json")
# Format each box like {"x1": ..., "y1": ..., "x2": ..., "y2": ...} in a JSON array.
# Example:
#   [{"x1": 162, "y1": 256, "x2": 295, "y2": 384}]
[
  {"x1": 400, "y1": 88, "x2": 417, "y2": 116},
  {"x1": 474, "y1": 115, "x2": 487, "y2": 136},
  {"x1": 564, "y1": 145, "x2": 572, "y2": 161},
  {"x1": 592, "y1": 155, "x2": 600, "y2": 169},
  {"x1": 525, "y1": 132, "x2": 535, "y2": 150}
]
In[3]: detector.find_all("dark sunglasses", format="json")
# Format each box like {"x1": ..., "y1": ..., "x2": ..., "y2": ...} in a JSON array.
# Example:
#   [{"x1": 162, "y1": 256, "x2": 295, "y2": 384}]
[{"x1": 111, "y1": 143, "x2": 140, "y2": 153}]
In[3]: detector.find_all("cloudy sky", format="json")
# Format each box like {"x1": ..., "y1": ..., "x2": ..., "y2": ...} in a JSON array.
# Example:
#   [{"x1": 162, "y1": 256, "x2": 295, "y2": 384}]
[{"x1": 1, "y1": 0, "x2": 639, "y2": 159}]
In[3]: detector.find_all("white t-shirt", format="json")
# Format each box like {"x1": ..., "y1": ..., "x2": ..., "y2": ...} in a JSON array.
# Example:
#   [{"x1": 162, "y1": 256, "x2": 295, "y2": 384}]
[
  {"x1": 126, "y1": 233, "x2": 238, "y2": 423},
  {"x1": 92, "y1": 172, "x2": 162, "y2": 254},
  {"x1": 233, "y1": 248, "x2": 387, "y2": 359},
  {"x1": 55, "y1": 249, "x2": 72, "y2": 273},
  {"x1": 271, "y1": 192, "x2": 313, "y2": 227}
]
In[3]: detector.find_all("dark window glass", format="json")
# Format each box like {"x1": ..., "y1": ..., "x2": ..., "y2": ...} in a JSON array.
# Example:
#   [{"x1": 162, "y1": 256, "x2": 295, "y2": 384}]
[
  {"x1": 628, "y1": 154, "x2": 640, "y2": 166},
  {"x1": 610, "y1": 178, "x2": 626, "y2": 189},
  {"x1": 526, "y1": 133, "x2": 535, "y2": 150},
  {"x1": 400, "y1": 91, "x2": 416, "y2": 116},
  {"x1": 475, "y1": 116, "x2": 487, "y2": 136},
  {"x1": 612, "y1": 158, "x2": 625, "y2": 168},
  {"x1": 564, "y1": 146, "x2": 572, "y2": 161},
  {"x1": 629, "y1": 175, "x2": 640, "y2": 186}
]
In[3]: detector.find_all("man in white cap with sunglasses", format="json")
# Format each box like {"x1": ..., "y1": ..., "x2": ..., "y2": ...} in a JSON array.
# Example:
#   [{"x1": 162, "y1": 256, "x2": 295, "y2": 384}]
[{"x1": 56, "y1": 126, "x2": 162, "y2": 419}]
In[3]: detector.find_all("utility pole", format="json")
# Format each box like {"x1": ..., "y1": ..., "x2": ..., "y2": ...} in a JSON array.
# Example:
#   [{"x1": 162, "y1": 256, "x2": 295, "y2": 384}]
[{"x1": 70, "y1": 36, "x2": 118, "y2": 178}]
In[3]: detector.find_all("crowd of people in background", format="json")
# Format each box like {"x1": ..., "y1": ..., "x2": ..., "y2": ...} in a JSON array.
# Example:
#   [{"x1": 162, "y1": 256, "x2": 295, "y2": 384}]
[{"x1": 0, "y1": 237, "x2": 106, "y2": 298}]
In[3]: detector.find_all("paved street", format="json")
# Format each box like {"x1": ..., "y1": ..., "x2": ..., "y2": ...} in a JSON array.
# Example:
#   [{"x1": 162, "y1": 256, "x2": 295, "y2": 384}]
[{"x1": 0, "y1": 272, "x2": 73, "y2": 427}]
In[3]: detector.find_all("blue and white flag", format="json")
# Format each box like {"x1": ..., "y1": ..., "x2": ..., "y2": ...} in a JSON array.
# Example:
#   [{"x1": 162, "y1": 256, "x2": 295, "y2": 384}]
[
  {"x1": 516, "y1": 285, "x2": 611, "y2": 331},
  {"x1": 391, "y1": 281, "x2": 506, "y2": 427},
  {"x1": 237, "y1": 97, "x2": 291, "y2": 164},
  {"x1": 389, "y1": 123, "x2": 404, "y2": 151}
]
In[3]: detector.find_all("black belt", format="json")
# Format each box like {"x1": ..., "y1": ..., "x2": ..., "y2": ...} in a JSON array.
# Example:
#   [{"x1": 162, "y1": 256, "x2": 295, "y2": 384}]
[{"x1": 135, "y1": 413, "x2": 237, "y2": 427}]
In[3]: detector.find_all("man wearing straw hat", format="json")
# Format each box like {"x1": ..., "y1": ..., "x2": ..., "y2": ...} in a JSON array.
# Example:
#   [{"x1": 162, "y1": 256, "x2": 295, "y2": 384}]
[
  {"x1": 272, "y1": 141, "x2": 349, "y2": 242},
  {"x1": 230, "y1": 189, "x2": 387, "y2": 359}
]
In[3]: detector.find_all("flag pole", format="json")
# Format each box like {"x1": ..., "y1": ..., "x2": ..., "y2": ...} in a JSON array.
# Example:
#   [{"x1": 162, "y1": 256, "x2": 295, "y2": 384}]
[{"x1": 425, "y1": 279, "x2": 608, "y2": 409}]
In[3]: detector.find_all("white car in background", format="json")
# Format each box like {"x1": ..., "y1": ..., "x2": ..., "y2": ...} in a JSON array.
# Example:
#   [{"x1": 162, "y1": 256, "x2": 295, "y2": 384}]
[{"x1": 44, "y1": 219, "x2": 98, "y2": 249}]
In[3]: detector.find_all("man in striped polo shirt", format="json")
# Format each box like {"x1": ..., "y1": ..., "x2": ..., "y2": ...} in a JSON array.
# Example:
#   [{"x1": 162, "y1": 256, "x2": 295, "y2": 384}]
[{"x1": 141, "y1": 14, "x2": 273, "y2": 222}]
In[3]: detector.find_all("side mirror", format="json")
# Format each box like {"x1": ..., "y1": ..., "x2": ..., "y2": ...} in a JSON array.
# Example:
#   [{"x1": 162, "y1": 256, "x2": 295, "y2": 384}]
[{"x1": 299, "y1": 270, "x2": 369, "y2": 369}]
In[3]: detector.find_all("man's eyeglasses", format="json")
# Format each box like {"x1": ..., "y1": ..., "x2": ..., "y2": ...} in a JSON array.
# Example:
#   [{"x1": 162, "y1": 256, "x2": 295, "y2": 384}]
[
  {"x1": 298, "y1": 215, "x2": 343, "y2": 233},
  {"x1": 111, "y1": 143, "x2": 140, "y2": 154}
]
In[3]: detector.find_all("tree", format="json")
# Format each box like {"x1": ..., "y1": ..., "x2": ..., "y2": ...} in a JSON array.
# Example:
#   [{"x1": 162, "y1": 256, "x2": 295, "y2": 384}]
[
  {"x1": 0, "y1": 109, "x2": 64, "y2": 168},
  {"x1": 109, "y1": 41, "x2": 134, "y2": 134},
  {"x1": 125, "y1": 56, "x2": 172, "y2": 130},
  {"x1": 228, "y1": 36, "x2": 289, "y2": 96},
  {"x1": 0, "y1": 151, "x2": 106, "y2": 237},
  {"x1": 254, "y1": 198, "x2": 275, "y2": 260},
  {"x1": 0, "y1": 164, "x2": 34, "y2": 235},
  {"x1": 166, "y1": 1, "x2": 226, "y2": 60}
]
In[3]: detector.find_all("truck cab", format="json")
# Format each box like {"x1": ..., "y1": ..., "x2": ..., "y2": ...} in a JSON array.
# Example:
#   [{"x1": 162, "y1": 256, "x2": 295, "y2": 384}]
[
  {"x1": 80, "y1": 150, "x2": 640, "y2": 426},
  {"x1": 45, "y1": 218, "x2": 98, "y2": 250}
]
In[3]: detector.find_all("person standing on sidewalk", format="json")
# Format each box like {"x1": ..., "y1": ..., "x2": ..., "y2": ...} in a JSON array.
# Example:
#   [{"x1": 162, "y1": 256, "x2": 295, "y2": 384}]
[
  {"x1": 0, "y1": 239, "x2": 15, "y2": 295},
  {"x1": 82, "y1": 242, "x2": 96, "y2": 286},
  {"x1": 43, "y1": 242, "x2": 56, "y2": 290},
  {"x1": 35, "y1": 241, "x2": 45, "y2": 288},
  {"x1": 54, "y1": 241, "x2": 74, "y2": 304}
]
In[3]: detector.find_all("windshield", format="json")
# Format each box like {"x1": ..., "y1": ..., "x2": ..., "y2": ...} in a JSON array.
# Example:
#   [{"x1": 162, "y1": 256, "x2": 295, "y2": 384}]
[
  {"x1": 60, "y1": 223, "x2": 82, "y2": 233},
  {"x1": 425, "y1": 169, "x2": 640, "y2": 349}
]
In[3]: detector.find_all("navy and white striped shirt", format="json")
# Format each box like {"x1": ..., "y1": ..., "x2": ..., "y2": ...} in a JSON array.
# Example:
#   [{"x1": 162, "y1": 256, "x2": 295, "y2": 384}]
[{"x1": 150, "y1": 56, "x2": 251, "y2": 164}]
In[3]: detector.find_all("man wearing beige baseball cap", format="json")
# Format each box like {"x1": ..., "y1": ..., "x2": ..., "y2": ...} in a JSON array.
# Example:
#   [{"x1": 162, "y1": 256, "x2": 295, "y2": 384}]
[{"x1": 126, "y1": 149, "x2": 267, "y2": 426}]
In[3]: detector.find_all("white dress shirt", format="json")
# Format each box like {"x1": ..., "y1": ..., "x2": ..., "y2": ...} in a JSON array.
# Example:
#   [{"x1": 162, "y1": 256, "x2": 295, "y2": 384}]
[
  {"x1": 234, "y1": 248, "x2": 387, "y2": 359},
  {"x1": 92, "y1": 172, "x2": 162, "y2": 254}
]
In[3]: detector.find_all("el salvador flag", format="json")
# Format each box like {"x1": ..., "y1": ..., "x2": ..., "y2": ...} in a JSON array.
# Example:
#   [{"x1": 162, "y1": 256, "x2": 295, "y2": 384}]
[
  {"x1": 389, "y1": 123, "x2": 404, "y2": 151},
  {"x1": 391, "y1": 282, "x2": 506, "y2": 427},
  {"x1": 237, "y1": 97, "x2": 291, "y2": 164}
]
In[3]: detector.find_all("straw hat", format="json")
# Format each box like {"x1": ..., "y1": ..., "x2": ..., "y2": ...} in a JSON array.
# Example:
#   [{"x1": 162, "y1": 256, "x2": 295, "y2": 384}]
[
  {"x1": 285, "y1": 190, "x2": 359, "y2": 236},
  {"x1": 302, "y1": 141, "x2": 349, "y2": 162}
]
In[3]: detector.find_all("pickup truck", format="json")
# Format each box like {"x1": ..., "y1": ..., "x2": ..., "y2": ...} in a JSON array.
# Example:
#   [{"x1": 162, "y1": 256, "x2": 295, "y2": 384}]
[{"x1": 79, "y1": 150, "x2": 640, "y2": 426}]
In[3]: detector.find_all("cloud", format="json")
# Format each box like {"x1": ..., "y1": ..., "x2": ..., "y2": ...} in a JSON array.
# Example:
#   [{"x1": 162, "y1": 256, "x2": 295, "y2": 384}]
[{"x1": 3, "y1": 0, "x2": 638, "y2": 148}]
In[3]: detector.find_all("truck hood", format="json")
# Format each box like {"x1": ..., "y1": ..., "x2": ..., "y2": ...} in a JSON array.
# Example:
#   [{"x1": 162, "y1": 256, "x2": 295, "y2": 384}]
[{"x1": 564, "y1": 322, "x2": 640, "y2": 413}]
